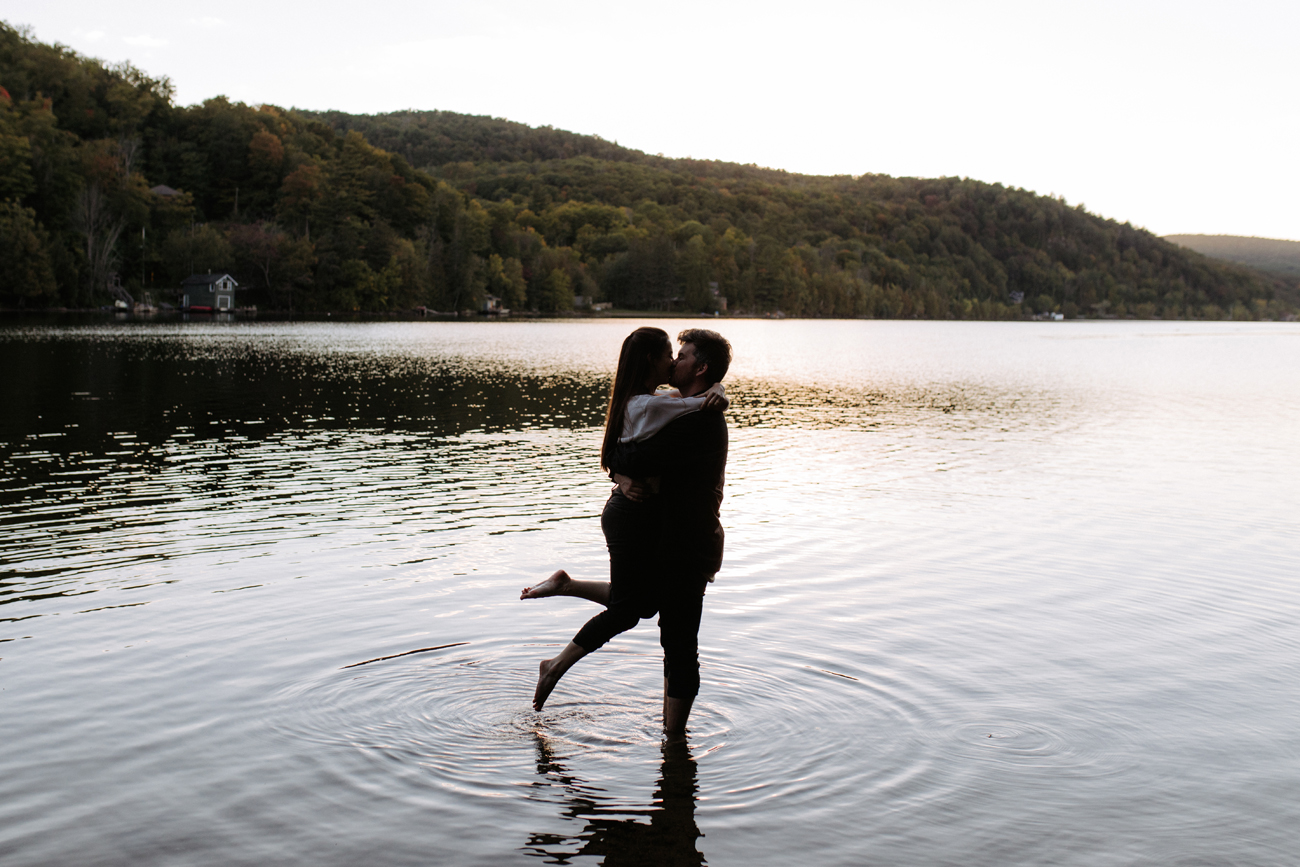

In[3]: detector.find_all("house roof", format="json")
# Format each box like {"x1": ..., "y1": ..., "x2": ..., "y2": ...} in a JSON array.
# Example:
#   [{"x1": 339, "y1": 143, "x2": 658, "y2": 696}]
[
  {"x1": 181, "y1": 273, "x2": 239, "y2": 287},
  {"x1": 150, "y1": 184, "x2": 181, "y2": 197}
]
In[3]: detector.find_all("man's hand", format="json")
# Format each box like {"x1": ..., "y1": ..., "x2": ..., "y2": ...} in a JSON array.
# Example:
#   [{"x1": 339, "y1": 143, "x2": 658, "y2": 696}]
[{"x1": 613, "y1": 473, "x2": 647, "y2": 502}]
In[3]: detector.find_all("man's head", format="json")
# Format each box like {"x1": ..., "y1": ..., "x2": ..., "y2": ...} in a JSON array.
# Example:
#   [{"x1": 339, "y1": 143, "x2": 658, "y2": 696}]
[{"x1": 670, "y1": 328, "x2": 732, "y2": 393}]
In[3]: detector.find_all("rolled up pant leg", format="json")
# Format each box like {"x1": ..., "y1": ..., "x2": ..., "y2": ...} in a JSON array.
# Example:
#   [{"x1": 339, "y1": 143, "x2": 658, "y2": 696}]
[
  {"x1": 573, "y1": 493, "x2": 659, "y2": 652},
  {"x1": 658, "y1": 573, "x2": 708, "y2": 700}
]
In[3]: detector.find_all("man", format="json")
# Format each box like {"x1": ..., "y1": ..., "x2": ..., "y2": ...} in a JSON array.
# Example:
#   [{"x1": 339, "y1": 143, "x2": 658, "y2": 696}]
[{"x1": 608, "y1": 328, "x2": 731, "y2": 734}]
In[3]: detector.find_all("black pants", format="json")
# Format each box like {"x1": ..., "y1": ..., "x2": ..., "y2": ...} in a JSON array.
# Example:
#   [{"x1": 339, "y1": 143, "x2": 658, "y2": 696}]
[{"x1": 573, "y1": 492, "x2": 707, "y2": 700}]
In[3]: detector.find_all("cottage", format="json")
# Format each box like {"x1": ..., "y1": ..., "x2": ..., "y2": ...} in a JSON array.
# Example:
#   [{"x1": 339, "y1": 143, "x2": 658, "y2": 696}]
[{"x1": 180, "y1": 273, "x2": 238, "y2": 310}]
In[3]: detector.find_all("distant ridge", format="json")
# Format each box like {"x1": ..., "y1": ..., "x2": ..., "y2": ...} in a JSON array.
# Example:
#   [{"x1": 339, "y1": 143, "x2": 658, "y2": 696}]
[{"x1": 1164, "y1": 235, "x2": 1300, "y2": 280}]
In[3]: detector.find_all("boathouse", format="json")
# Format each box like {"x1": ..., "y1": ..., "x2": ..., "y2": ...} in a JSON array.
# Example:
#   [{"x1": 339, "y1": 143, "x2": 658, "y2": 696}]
[{"x1": 181, "y1": 273, "x2": 238, "y2": 310}]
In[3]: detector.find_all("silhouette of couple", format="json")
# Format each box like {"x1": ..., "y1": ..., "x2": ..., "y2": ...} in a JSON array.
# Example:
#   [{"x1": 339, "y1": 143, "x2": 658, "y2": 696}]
[{"x1": 522, "y1": 327, "x2": 732, "y2": 737}]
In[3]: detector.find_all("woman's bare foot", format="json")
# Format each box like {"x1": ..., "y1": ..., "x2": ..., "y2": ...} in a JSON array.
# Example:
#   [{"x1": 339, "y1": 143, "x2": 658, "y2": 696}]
[
  {"x1": 533, "y1": 658, "x2": 563, "y2": 711},
  {"x1": 532, "y1": 641, "x2": 587, "y2": 712},
  {"x1": 521, "y1": 569, "x2": 571, "y2": 600}
]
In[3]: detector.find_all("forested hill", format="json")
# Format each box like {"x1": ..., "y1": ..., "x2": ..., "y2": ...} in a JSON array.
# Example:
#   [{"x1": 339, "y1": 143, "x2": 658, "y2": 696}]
[
  {"x1": 1, "y1": 22, "x2": 1291, "y2": 319},
  {"x1": 1164, "y1": 235, "x2": 1300, "y2": 282},
  {"x1": 303, "y1": 109, "x2": 654, "y2": 171}
]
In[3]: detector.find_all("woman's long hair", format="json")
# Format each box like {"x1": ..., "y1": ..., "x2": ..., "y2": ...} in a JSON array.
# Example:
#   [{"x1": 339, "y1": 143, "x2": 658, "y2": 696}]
[{"x1": 601, "y1": 327, "x2": 670, "y2": 469}]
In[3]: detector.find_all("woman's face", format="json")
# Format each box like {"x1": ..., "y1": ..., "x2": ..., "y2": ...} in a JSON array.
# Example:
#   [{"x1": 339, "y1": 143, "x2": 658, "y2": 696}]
[{"x1": 648, "y1": 341, "x2": 674, "y2": 388}]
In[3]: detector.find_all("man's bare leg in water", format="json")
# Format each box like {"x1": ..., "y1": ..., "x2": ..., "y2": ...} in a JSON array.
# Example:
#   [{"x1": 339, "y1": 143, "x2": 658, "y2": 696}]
[
  {"x1": 520, "y1": 569, "x2": 610, "y2": 606},
  {"x1": 661, "y1": 576, "x2": 709, "y2": 736},
  {"x1": 664, "y1": 683, "x2": 694, "y2": 738}
]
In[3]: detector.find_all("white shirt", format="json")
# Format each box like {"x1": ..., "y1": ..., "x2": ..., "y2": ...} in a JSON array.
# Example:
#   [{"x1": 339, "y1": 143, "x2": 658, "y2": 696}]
[{"x1": 619, "y1": 384, "x2": 725, "y2": 443}]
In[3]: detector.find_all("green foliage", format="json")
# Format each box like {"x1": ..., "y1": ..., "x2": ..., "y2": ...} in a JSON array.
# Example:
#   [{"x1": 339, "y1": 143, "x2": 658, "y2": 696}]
[
  {"x1": 0, "y1": 129, "x2": 34, "y2": 200},
  {"x1": 0, "y1": 21, "x2": 1291, "y2": 319},
  {"x1": 541, "y1": 267, "x2": 573, "y2": 312},
  {"x1": 162, "y1": 223, "x2": 233, "y2": 280},
  {"x1": 1165, "y1": 234, "x2": 1300, "y2": 279},
  {"x1": 486, "y1": 253, "x2": 527, "y2": 309},
  {"x1": 0, "y1": 199, "x2": 56, "y2": 303},
  {"x1": 299, "y1": 109, "x2": 639, "y2": 169},
  {"x1": 1163, "y1": 235, "x2": 1300, "y2": 313}
]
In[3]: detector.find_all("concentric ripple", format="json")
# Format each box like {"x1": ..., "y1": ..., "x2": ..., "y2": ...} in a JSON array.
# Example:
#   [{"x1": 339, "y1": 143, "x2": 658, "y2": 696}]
[
  {"x1": 272, "y1": 640, "x2": 557, "y2": 804},
  {"x1": 925, "y1": 709, "x2": 1141, "y2": 778},
  {"x1": 270, "y1": 634, "x2": 946, "y2": 829}
]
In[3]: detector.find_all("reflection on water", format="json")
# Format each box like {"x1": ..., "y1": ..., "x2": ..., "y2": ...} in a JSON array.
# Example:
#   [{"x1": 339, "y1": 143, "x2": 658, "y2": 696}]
[
  {"x1": 524, "y1": 735, "x2": 704, "y2": 866},
  {"x1": 1, "y1": 318, "x2": 1299, "y2": 867}
]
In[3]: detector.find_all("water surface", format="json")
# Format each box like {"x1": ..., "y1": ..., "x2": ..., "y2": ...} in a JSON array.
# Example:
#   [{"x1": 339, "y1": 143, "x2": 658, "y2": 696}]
[{"x1": 2, "y1": 319, "x2": 1298, "y2": 866}]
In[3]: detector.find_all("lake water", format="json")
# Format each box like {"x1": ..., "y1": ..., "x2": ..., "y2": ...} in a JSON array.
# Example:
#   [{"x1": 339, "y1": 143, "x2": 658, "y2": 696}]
[{"x1": 1, "y1": 318, "x2": 1298, "y2": 867}]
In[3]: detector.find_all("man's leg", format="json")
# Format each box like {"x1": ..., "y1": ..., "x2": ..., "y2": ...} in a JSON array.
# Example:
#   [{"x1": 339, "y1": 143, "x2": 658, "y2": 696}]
[
  {"x1": 658, "y1": 573, "x2": 708, "y2": 735},
  {"x1": 664, "y1": 680, "x2": 695, "y2": 737},
  {"x1": 521, "y1": 569, "x2": 611, "y2": 605}
]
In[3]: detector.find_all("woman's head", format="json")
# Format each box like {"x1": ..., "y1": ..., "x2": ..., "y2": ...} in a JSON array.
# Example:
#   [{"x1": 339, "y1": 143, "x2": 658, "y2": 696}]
[{"x1": 601, "y1": 327, "x2": 671, "y2": 468}]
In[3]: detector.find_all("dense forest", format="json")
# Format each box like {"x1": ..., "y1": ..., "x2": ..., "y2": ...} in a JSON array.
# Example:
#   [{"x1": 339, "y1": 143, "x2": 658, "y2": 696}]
[
  {"x1": 1164, "y1": 235, "x2": 1300, "y2": 282},
  {"x1": 1, "y1": 22, "x2": 1293, "y2": 319}
]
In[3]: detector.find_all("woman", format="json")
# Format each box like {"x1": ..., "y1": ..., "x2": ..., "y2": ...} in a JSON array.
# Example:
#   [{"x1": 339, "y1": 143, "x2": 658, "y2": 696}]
[{"x1": 521, "y1": 326, "x2": 725, "y2": 724}]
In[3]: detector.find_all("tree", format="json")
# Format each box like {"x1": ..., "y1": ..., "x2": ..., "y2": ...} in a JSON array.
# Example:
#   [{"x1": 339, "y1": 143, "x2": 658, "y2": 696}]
[
  {"x1": 502, "y1": 256, "x2": 527, "y2": 309},
  {"x1": 485, "y1": 252, "x2": 527, "y2": 309},
  {"x1": 387, "y1": 237, "x2": 429, "y2": 309},
  {"x1": 248, "y1": 131, "x2": 284, "y2": 177},
  {"x1": 0, "y1": 131, "x2": 34, "y2": 201},
  {"x1": 161, "y1": 223, "x2": 233, "y2": 284},
  {"x1": 0, "y1": 200, "x2": 57, "y2": 304},
  {"x1": 245, "y1": 130, "x2": 285, "y2": 213},
  {"x1": 228, "y1": 221, "x2": 286, "y2": 303},
  {"x1": 678, "y1": 234, "x2": 712, "y2": 311},
  {"x1": 542, "y1": 267, "x2": 573, "y2": 312},
  {"x1": 72, "y1": 182, "x2": 125, "y2": 299},
  {"x1": 604, "y1": 235, "x2": 675, "y2": 309},
  {"x1": 277, "y1": 164, "x2": 323, "y2": 235}
]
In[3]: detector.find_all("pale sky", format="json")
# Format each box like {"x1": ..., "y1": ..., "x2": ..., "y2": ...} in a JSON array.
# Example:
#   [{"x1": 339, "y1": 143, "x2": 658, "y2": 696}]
[{"x1": 7, "y1": 0, "x2": 1298, "y2": 241}]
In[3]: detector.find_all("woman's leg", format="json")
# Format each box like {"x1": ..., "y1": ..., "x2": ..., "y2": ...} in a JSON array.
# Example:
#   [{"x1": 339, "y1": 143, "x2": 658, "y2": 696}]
[
  {"x1": 534, "y1": 641, "x2": 587, "y2": 710},
  {"x1": 521, "y1": 569, "x2": 610, "y2": 606},
  {"x1": 572, "y1": 494, "x2": 658, "y2": 649},
  {"x1": 533, "y1": 494, "x2": 657, "y2": 710}
]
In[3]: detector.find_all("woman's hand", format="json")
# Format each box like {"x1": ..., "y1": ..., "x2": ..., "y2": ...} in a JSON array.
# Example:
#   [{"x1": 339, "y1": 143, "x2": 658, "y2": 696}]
[
  {"x1": 701, "y1": 383, "x2": 729, "y2": 413},
  {"x1": 613, "y1": 473, "x2": 647, "y2": 502}
]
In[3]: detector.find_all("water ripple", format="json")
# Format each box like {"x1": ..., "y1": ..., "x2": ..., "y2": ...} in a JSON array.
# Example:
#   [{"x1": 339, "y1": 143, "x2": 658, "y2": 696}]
[
  {"x1": 3, "y1": 320, "x2": 1299, "y2": 867},
  {"x1": 927, "y1": 712, "x2": 1140, "y2": 778}
]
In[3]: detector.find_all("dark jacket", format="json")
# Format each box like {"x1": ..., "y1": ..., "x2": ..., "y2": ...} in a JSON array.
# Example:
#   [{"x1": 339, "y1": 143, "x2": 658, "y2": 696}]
[{"x1": 608, "y1": 410, "x2": 728, "y2": 575}]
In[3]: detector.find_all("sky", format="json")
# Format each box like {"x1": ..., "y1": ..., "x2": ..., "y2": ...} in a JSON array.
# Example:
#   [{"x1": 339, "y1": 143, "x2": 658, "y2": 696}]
[{"x1": 7, "y1": 0, "x2": 1298, "y2": 241}]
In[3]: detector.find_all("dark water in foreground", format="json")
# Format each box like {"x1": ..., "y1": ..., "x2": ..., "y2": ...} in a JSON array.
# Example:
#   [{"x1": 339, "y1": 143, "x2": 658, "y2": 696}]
[{"x1": 1, "y1": 318, "x2": 1298, "y2": 866}]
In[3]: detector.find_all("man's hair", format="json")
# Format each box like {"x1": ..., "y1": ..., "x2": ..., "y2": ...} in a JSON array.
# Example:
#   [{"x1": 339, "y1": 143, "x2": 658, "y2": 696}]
[{"x1": 677, "y1": 328, "x2": 731, "y2": 385}]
